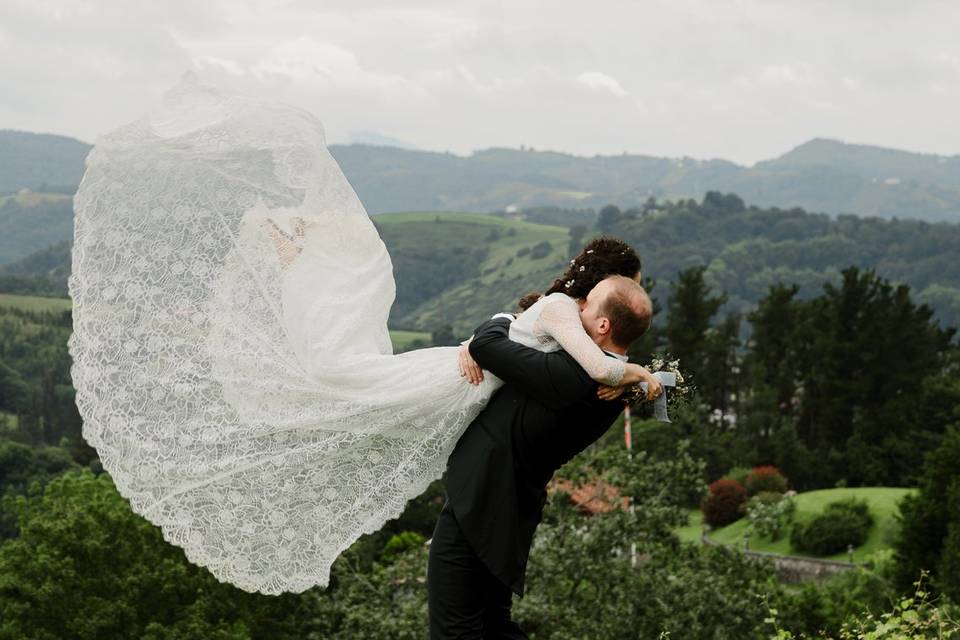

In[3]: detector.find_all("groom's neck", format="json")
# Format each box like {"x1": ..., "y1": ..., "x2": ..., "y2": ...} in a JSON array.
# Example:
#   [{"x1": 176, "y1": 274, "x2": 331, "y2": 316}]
[{"x1": 595, "y1": 337, "x2": 626, "y2": 356}]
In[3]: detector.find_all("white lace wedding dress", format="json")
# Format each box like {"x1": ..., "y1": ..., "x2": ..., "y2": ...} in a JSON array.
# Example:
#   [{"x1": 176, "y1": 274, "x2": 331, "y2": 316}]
[{"x1": 67, "y1": 76, "x2": 627, "y2": 595}]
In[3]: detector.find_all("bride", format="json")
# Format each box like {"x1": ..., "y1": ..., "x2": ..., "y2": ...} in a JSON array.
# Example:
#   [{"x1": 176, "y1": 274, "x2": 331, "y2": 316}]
[{"x1": 68, "y1": 75, "x2": 661, "y2": 595}]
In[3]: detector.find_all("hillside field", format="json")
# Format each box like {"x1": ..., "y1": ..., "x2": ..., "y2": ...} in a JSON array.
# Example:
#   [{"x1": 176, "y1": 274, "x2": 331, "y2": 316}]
[
  {"x1": 375, "y1": 211, "x2": 570, "y2": 336},
  {"x1": 0, "y1": 292, "x2": 72, "y2": 313}
]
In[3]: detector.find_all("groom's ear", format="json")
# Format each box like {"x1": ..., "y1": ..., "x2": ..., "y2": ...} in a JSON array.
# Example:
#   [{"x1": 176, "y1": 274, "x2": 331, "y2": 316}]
[{"x1": 596, "y1": 316, "x2": 612, "y2": 337}]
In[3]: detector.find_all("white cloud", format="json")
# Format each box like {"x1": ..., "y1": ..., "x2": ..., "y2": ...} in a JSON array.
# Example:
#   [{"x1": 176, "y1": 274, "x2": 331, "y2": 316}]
[
  {"x1": 576, "y1": 71, "x2": 629, "y2": 97},
  {"x1": 196, "y1": 56, "x2": 245, "y2": 76},
  {"x1": 250, "y1": 38, "x2": 410, "y2": 91},
  {"x1": 1, "y1": 0, "x2": 958, "y2": 164}
]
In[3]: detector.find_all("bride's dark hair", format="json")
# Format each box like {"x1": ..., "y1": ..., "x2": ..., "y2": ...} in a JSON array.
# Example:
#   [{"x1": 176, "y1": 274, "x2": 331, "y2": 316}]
[{"x1": 517, "y1": 237, "x2": 642, "y2": 311}]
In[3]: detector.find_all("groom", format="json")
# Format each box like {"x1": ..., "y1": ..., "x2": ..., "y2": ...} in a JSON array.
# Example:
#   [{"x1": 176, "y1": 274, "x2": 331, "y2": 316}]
[{"x1": 427, "y1": 275, "x2": 655, "y2": 639}]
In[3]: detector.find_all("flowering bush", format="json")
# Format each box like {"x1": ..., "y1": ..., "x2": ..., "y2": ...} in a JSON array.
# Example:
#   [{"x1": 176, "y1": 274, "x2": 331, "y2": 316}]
[
  {"x1": 746, "y1": 491, "x2": 796, "y2": 541},
  {"x1": 701, "y1": 478, "x2": 747, "y2": 528},
  {"x1": 745, "y1": 466, "x2": 789, "y2": 496}
]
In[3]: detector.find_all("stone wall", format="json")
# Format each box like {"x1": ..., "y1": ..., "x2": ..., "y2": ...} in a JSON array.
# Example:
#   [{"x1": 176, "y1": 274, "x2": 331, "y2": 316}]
[{"x1": 701, "y1": 535, "x2": 865, "y2": 584}]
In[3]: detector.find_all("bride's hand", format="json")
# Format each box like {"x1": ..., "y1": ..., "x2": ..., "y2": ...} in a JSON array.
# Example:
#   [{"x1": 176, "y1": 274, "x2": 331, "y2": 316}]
[
  {"x1": 458, "y1": 338, "x2": 484, "y2": 385},
  {"x1": 265, "y1": 217, "x2": 314, "y2": 269},
  {"x1": 639, "y1": 368, "x2": 663, "y2": 402},
  {"x1": 597, "y1": 384, "x2": 627, "y2": 401},
  {"x1": 622, "y1": 363, "x2": 663, "y2": 402}
]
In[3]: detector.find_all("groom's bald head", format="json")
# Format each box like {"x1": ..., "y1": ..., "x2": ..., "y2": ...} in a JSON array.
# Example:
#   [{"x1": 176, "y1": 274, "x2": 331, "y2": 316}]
[
  {"x1": 580, "y1": 275, "x2": 652, "y2": 351},
  {"x1": 599, "y1": 276, "x2": 652, "y2": 349}
]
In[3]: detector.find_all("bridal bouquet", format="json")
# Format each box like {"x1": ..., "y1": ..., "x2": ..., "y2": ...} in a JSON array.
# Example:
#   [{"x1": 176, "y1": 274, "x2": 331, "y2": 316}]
[{"x1": 621, "y1": 356, "x2": 692, "y2": 413}]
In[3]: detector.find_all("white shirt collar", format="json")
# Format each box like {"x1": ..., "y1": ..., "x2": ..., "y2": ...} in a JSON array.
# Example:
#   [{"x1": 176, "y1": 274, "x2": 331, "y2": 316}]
[{"x1": 605, "y1": 350, "x2": 629, "y2": 362}]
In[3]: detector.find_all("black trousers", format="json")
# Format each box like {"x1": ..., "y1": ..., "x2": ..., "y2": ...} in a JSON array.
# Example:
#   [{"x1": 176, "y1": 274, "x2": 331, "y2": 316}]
[{"x1": 427, "y1": 501, "x2": 528, "y2": 640}]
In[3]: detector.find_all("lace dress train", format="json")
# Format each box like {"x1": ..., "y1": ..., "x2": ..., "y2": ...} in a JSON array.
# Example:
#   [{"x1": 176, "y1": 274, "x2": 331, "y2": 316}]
[{"x1": 68, "y1": 76, "x2": 500, "y2": 594}]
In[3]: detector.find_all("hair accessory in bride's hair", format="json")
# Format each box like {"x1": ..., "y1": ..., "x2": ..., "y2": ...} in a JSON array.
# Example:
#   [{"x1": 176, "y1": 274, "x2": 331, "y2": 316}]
[{"x1": 544, "y1": 237, "x2": 640, "y2": 300}]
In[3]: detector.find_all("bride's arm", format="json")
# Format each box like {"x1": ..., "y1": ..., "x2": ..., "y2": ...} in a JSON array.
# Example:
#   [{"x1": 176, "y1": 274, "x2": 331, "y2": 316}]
[
  {"x1": 468, "y1": 318, "x2": 595, "y2": 410},
  {"x1": 536, "y1": 299, "x2": 653, "y2": 387}
]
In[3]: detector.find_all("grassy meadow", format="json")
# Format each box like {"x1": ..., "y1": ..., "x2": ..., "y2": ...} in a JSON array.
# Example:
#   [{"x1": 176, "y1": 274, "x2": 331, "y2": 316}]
[{"x1": 0, "y1": 292, "x2": 72, "y2": 312}]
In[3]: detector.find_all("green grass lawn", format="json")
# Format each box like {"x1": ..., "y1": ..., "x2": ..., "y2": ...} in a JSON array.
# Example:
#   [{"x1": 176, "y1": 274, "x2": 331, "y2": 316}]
[
  {"x1": 698, "y1": 487, "x2": 914, "y2": 563},
  {"x1": 0, "y1": 293, "x2": 72, "y2": 312}
]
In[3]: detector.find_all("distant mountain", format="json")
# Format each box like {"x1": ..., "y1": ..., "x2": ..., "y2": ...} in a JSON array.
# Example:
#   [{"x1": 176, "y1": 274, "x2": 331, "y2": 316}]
[
  {"x1": 2, "y1": 129, "x2": 960, "y2": 224},
  {"x1": 759, "y1": 138, "x2": 960, "y2": 183},
  {"x1": 347, "y1": 130, "x2": 418, "y2": 149},
  {"x1": 0, "y1": 130, "x2": 90, "y2": 194},
  {"x1": 330, "y1": 141, "x2": 960, "y2": 222},
  {"x1": 731, "y1": 139, "x2": 960, "y2": 222}
]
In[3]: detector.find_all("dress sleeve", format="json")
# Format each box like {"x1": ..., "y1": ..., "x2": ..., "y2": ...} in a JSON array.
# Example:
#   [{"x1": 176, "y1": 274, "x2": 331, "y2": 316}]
[
  {"x1": 468, "y1": 318, "x2": 595, "y2": 410},
  {"x1": 534, "y1": 297, "x2": 626, "y2": 386}
]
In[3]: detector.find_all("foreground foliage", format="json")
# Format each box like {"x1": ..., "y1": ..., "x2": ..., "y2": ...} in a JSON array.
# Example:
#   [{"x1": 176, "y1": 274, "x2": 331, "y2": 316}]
[
  {"x1": 768, "y1": 573, "x2": 959, "y2": 639},
  {"x1": 0, "y1": 470, "x2": 320, "y2": 640}
]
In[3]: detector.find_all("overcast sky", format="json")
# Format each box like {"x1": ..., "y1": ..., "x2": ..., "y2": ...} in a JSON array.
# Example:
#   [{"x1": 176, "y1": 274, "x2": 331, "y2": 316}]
[{"x1": 2, "y1": 0, "x2": 958, "y2": 164}]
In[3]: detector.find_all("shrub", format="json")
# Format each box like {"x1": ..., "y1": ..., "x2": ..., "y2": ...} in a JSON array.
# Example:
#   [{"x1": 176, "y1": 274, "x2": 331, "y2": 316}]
[
  {"x1": 701, "y1": 479, "x2": 747, "y2": 528},
  {"x1": 721, "y1": 466, "x2": 751, "y2": 486},
  {"x1": 825, "y1": 498, "x2": 872, "y2": 523},
  {"x1": 746, "y1": 491, "x2": 796, "y2": 541},
  {"x1": 767, "y1": 571, "x2": 959, "y2": 640},
  {"x1": 529, "y1": 240, "x2": 552, "y2": 260},
  {"x1": 744, "y1": 465, "x2": 788, "y2": 496},
  {"x1": 791, "y1": 498, "x2": 874, "y2": 556},
  {"x1": 380, "y1": 531, "x2": 425, "y2": 563}
]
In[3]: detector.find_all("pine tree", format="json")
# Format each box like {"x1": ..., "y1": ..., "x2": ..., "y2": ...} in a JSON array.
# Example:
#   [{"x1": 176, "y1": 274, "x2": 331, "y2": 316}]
[{"x1": 664, "y1": 266, "x2": 726, "y2": 398}]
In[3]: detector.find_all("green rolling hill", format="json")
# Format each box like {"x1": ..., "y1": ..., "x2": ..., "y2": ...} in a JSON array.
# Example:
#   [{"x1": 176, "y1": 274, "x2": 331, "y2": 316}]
[
  {"x1": 4, "y1": 203, "x2": 960, "y2": 335},
  {"x1": 0, "y1": 192, "x2": 73, "y2": 265},
  {"x1": 375, "y1": 212, "x2": 570, "y2": 335}
]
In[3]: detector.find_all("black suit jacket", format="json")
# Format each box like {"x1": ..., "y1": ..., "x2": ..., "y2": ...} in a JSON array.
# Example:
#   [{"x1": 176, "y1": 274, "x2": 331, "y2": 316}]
[{"x1": 444, "y1": 317, "x2": 625, "y2": 596}]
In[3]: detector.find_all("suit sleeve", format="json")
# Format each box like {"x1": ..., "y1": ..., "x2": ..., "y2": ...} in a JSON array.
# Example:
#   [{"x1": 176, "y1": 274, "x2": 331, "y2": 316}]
[{"x1": 468, "y1": 317, "x2": 595, "y2": 410}]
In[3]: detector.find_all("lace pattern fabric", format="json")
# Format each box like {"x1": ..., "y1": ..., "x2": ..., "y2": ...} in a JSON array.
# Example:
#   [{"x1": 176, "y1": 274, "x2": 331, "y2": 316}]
[{"x1": 68, "y1": 76, "x2": 502, "y2": 594}]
